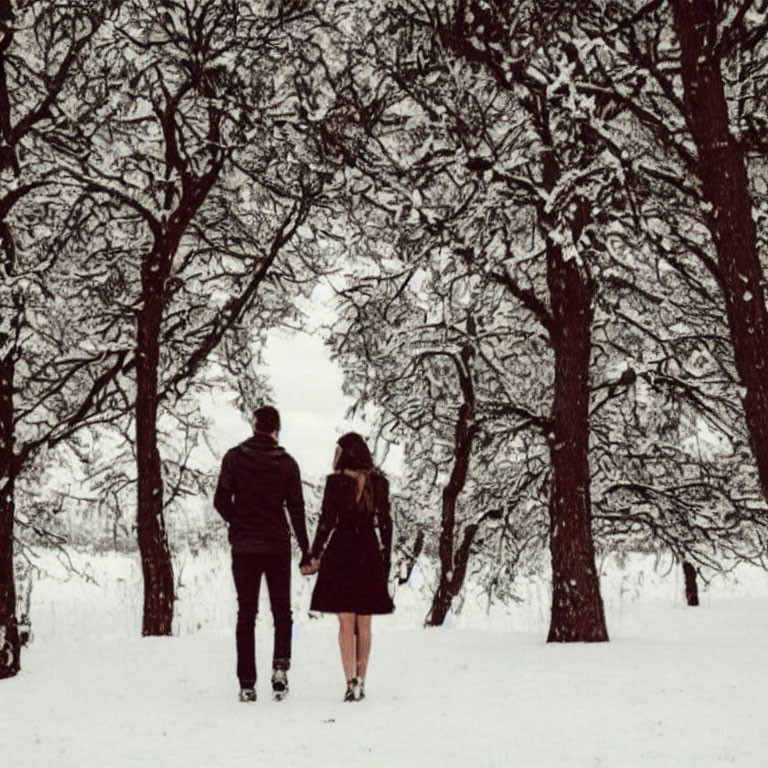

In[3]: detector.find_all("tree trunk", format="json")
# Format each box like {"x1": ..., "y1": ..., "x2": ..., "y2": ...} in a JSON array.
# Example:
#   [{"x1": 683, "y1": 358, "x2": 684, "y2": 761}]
[
  {"x1": 0, "y1": 356, "x2": 19, "y2": 679},
  {"x1": 425, "y1": 416, "x2": 473, "y2": 626},
  {"x1": 135, "y1": 261, "x2": 174, "y2": 636},
  {"x1": 427, "y1": 568, "x2": 454, "y2": 627},
  {"x1": 398, "y1": 528, "x2": 424, "y2": 586},
  {"x1": 131, "y1": 164, "x2": 219, "y2": 635},
  {"x1": 671, "y1": 0, "x2": 768, "y2": 503},
  {"x1": 425, "y1": 345, "x2": 476, "y2": 626},
  {"x1": 1, "y1": 216, "x2": 21, "y2": 676},
  {"x1": 682, "y1": 560, "x2": 699, "y2": 607},
  {"x1": 546, "y1": 243, "x2": 608, "y2": 643}
]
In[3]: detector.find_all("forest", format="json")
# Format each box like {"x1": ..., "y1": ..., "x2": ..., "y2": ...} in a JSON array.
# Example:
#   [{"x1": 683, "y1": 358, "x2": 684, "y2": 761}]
[{"x1": 2, "y1": 0, "x2": 768, "y2": 688}]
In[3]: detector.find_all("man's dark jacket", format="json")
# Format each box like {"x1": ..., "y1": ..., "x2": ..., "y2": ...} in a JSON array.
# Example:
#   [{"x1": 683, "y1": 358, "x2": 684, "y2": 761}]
[{"x1": 214, "y1": 433, "x2": 310, "y2": 558}]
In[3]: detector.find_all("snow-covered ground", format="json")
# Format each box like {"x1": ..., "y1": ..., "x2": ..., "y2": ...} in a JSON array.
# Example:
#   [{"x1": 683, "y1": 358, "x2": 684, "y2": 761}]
[{"x1": 4, "y1": 550, "x2": 768, "y2": 767}]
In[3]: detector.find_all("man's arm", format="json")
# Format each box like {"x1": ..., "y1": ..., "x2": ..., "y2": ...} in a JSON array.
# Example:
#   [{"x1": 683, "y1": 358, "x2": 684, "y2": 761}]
[
  {"x1": 285, "y1": 458, "x2": 310, "y2": 563},
  {"x1": 214, "y1": 452, "x2": 236, "y2": 523}
]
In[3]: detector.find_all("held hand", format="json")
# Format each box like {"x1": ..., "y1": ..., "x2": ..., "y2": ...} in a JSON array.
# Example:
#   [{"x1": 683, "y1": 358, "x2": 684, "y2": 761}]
[{"x1": 300, "y1": 557, "x2": 321, "y2": 576}]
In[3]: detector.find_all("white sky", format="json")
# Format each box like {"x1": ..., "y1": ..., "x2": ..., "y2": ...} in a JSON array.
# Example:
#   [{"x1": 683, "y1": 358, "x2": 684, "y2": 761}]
[
  {"x1": 263, "y1": 327, "x2": 362, "y2": 482},
  {"x1": 202, "y1": 325, "x2": 401, "y2": 486},
  {"x1": 201, "y1": 282, "x2": 402, "y2": 487}
]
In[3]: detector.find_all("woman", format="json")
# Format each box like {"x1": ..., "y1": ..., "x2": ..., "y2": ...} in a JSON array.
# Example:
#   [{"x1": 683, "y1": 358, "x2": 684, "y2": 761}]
[{"x1": 306, "y1": 432, "x2": 394, "y2": 701}]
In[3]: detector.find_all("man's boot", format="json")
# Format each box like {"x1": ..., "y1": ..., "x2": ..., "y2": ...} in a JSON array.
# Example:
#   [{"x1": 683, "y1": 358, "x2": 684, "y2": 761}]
[{"x1": 271, "y1": 668, "x2": 289, "y2": 701}]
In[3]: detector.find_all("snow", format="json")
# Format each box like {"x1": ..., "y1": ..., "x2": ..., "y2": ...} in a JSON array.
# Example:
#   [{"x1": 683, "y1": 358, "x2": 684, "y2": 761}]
[{"x1": 4, "y1": 551, "x2": 768, "y2": 767}]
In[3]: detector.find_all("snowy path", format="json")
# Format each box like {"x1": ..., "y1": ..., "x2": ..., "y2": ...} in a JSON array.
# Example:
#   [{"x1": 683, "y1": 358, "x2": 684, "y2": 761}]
[{"x1": 4, "y1": 597, "x2": 767, "y2": 768}]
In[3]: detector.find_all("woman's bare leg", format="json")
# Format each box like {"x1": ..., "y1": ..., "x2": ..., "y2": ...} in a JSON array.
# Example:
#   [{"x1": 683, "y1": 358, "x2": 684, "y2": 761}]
[
  {"x1": 355, "y1": 614, "x2": 372, "y2": 680},
  {"x1": 338, "y1": 613, "x2": 357, "y2": 681}
]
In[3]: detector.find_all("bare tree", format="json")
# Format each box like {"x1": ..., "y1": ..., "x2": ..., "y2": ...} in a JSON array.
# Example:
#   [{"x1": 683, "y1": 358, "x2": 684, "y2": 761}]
[
  {"x1": 298, "y1": 0, "x2": 615, "y2": 640},
  {"x1": 563, "y1": 0, "x2": 768, "y2": 508},
  {"x1": 326, "y1": 245, "x2": 550, "y2": 624},
  {"x1": 296, "y1": 0, "x2": 768, "y2": 638},
  {"x1": 667, "y1": 0, "x2": 768, "y2": 500},
  {"x1": 61, "y1": 0, "x2": 334, "y2": 635},
  {"x1": 0, "y1": 0, "x2": 123, "y2": 680}
]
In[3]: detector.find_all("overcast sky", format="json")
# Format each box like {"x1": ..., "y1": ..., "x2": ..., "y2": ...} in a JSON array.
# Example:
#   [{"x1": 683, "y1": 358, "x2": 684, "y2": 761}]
[
  {"x1": 202, "y1": 328, "x2": 401, "y2": 487},
  {"x1": 200, "y1": 279, "x2": 403, "y2": 493},
  {"x1": 263, "y1": 327, "x2": 361, "y2": 482}
]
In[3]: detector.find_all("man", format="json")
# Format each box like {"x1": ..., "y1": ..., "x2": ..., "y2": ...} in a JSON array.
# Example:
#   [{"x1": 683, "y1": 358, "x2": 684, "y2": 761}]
[{"x1": 214, "y1": 405, "x2": 311, "y2": 703}]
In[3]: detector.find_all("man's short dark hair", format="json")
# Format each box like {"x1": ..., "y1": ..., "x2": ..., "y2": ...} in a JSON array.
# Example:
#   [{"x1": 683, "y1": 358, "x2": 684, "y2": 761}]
[{"x1": 253, "y1": 405, "x2": 280, "y2": 434}]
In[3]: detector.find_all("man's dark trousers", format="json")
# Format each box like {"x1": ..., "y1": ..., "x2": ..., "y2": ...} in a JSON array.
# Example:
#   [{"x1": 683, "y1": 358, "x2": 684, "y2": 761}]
[{"x1": 232, "y1": 552, "x2": 292, "y2": 688}]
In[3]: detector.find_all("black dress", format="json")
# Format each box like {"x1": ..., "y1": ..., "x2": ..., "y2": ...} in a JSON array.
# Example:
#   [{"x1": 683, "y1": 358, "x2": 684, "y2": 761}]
[{"x1": 309, "y1": 471, "x2": 394, "y2": 615}]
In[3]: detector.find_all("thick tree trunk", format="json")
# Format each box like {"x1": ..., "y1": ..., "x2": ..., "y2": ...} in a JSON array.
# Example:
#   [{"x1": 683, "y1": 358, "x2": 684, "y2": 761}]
[
  {"x1": 546, "y1": 245, "x2": 608, "y2": 643},
  {"x1": 0, "y1": 6, "x2": 20, "y2": 176},
  {"x1": 0, "y1": 486, "x2": 18, "y2": 680},
  {"x1": 425, "y1": 345, "x2": 476, "y2": 627},
  {"x1": 135, "y1": 265, "x2": 174, "y2": 636},
  {"x1": 671, "y1": 0, "x2": 768, "y2": 503},
  {"x1": 1, "y1": 216, "x2": 21, "y2": 676},
  {"x1": 130, "y1": 163, "x2": 219, "y2": 635},
  {"x1": 682, "y1": 560, "x2": 699, "y2": 607},
  {"x1": 0, "y1": 357, "x2": 19, "y2": 679}
]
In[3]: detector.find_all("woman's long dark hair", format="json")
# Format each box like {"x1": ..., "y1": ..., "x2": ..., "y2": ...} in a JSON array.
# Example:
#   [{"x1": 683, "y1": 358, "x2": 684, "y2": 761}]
[
  {"x1": 335, "y1": 432, "x2": 375, "y2": 472},
  {"x1": 334, "y1": 432, "x2": 382, "y2": 513}
]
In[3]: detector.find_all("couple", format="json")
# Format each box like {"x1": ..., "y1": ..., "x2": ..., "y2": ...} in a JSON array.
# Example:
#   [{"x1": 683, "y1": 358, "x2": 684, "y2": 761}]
[{"x1": 214, "y1": 406, "x2": 394, "y2": 704}]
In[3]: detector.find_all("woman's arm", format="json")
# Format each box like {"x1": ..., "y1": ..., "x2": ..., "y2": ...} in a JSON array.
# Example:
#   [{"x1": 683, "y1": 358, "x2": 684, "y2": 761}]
[
  {"x1": 376, "y1": 476, "x2": 393, "y2": 572},
  {"x1": 309, "y1": 475, "x2": 339, "y2": 559}
]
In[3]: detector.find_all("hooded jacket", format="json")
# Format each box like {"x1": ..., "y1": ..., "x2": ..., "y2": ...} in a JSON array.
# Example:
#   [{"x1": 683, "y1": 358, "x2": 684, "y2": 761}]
[{"x1": 214, "y1": 432, "x2": 310, "y2": 557}]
